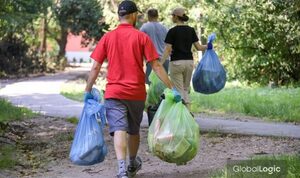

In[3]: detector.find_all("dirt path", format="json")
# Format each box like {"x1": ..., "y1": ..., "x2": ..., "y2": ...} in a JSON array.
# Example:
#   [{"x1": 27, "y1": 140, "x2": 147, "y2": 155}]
[{"x1": 1, "y1": 116, "x2": 299, "y2": 178}]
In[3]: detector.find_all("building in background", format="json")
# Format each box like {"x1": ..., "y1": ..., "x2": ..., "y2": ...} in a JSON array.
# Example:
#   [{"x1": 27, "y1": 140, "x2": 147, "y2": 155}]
[{"x1": 65, "y1": 33, "x2": 93, "y2": 63}]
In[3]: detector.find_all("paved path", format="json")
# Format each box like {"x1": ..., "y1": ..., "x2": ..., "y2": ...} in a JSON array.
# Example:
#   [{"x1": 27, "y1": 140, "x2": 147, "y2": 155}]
[
  {"x1": 0, "y1": 65, "x2": 88, "y2": 118},
  {"x1": 196, "y1": 117, "x2": 300, "y2": 139},
  {"x1": 1, "y1": 65, "x2": 300, "y2": 139}
]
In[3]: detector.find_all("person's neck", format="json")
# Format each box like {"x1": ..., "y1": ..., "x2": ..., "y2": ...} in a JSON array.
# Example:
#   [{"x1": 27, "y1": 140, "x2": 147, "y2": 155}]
[
  {"x1": 120, "y1": 20, "x2": 133, "y2": 25},
  {"x1": 149, "y1": 18, "x2": 158, "y2": 22},
  {"x1": 176, "y1": 21, "x2": 185, "y2": 26}
]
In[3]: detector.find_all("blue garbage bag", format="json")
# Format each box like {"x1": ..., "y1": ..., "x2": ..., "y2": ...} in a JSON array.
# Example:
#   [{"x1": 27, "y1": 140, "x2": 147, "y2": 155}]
[
  {"x1": 69, "y1": 88, "x2": 107, "y2": 165},
  {"x1": 192, "y1": 33, "x2": 226, "y2": 94}
]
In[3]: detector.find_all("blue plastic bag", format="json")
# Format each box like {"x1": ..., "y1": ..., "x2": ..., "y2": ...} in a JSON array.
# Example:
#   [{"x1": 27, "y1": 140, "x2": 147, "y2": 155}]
[
  {"x1": 69, "y1": 88, "x2": 107, "y2": 165},
  {"x1": 192, "y1": 33, "x2": 226, "y2": 94}
]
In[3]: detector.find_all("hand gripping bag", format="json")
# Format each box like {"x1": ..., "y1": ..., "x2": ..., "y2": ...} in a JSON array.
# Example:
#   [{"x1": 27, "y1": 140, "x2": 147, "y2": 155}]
[
  {"x1": 148, "y1": 89, "x2": 200, "y2": 165},
  {"x1": 192, "y1": 33, "x2": 226, "y2": 94},
  {"x1": 69, "y1": 88, "x2": 107, "y2": 165},
  {"x1": 146, "y1": 71, "x2": 166, "y2": 107}
]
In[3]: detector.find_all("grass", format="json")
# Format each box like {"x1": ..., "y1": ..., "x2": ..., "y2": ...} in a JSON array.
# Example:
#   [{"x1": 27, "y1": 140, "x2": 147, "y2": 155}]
[
  {"x1": 60, "y1": 78, "x2": 106, "y2": 102},
  {"x1": 66, "y1": 117, "x2": 79, "y2": 124},
  {"x1": 55, "y1": 132, "x2": 74, "y2": 142},
  {"x1": 62, "y1": 91, "x2": 84, "y2": 102},
  {"x1": 190, "y1": 83, "x2": 300, "y2": 123},
  {"x1": 0, "y1": 98, "x2": 35, "y2": 122},
  {"x1": 0, "y1": 99, "x2": 35, "y2": 170},
  {"x1": 61, "y1": 78, "x2": 300, "y2": 123},
  {"x1": 210, "y1": 154, "x2": 300, "y2": 178},
  {"x1": 60, "y1": 81, "x2": 85, "y2": 102},
  {"x1": 0, "y1": 145, "x2": 17, "y2": 169}
]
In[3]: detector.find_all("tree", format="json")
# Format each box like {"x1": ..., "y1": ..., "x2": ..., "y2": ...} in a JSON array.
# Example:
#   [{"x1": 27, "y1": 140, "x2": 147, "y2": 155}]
[
  {"x1": 201, "y1": 0, "x2": 300, "y2": 85},
  {"x1": 51, "y1": 0, "x2": 107, "y2": 59},
  {"x1": 101, "y1": 0, "x2": 300, "y2": 86},
  {"x1": 0, "y1": 0, "x2": 107, "y2": 76},
  {"x1": 100, "y1": 0, "x2": 200, "y2": 29},
  {"x1": 0, "y1": 0, "x2": 51, "y2": 76},
  {"x1": 0, "y1": 0, "x2": 49, "y2": 39}
]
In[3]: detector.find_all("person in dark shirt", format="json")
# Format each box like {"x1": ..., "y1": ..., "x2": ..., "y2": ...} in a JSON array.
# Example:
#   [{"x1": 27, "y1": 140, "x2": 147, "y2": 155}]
[{"x1": 161, "y1": 7, "x2": 212, "y2": 108}]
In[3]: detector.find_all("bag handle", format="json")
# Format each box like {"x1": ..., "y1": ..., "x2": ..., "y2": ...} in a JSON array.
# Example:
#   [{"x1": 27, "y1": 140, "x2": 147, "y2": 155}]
[{"x1": 208, "y1": 33, "x2": 216, "y2": 43}]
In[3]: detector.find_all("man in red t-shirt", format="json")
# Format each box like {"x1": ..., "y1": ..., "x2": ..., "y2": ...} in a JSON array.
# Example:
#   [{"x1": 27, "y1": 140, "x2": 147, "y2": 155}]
[{"x1": 84, "y1": 1, "x2": 181, "y2": 178}]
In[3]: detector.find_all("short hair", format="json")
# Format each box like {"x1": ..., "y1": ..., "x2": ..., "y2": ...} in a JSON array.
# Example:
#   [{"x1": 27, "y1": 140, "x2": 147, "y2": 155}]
[
  {"x1": 119, "y1": 14, "x2": 130, "y2": 19},
  {"x1": 147, "y1": 8, "x2": 158, "y2": 18}
]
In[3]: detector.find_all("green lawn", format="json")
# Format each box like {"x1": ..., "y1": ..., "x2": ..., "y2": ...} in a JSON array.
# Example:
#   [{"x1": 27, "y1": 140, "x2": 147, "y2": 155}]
[
  {"x1": 0, "y1": 98, "x2": 35, "y2": 122},
  {"x1": 60, "y1": 79, "x2": 86, "y2": 102},
  {"x1": 61, "y1": 80, "x2": 300, "y2": 123},
  {"x1": 210, "y1": 154, "x2": 300, "y2": 178},
  {"x1": 190, "y1": 84, "x2": 300, "y2": 123},
  {"x1": 60, "y1": 78, "x2": 106, "y2": 102},
  {"x1": 66, "y1": 117, "x2": 79, "y2": 124},
  {"x1": 60, "y1": 82, "x2": 85, "y2": 102}
]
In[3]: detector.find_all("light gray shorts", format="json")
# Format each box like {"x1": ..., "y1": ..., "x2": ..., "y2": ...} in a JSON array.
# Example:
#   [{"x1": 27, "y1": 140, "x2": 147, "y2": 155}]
[{"x1": 104, "y1": 99, "x2": 145, "y2": 136}]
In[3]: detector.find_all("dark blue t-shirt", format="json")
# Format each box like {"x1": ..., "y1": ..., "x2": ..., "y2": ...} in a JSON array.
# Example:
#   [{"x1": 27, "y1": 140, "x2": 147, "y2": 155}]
[{"x1": 165, "y1": 25, "x2": 199, "y2": 61}]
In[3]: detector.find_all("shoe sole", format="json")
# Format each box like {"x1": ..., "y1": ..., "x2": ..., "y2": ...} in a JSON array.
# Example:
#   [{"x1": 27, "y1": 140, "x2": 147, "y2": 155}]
[
  {"x1": 128, "y1": 157, "x2": 142, "y2": 178},
  {"x1": 128, "y1": 165, "x2": 141, "y2": 178}
]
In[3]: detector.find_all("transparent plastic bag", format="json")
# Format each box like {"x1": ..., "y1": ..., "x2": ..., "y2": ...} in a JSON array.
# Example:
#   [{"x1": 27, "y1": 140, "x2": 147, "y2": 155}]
[
  {"x1": 192, "y1": 33, "x2": 226, "y2": 94},
  {"x1": 148, "y1": 89, "x2": 200, "y2": 165},
  {"x1": 146, "y1": 71, "x2": 166, "y2": 107},
  {"x1": 148, "y1": 89, "x2": 174, "y2": 151},
  {"x1": 69, "y1": 88, "x2": 107, "y2": 165}
]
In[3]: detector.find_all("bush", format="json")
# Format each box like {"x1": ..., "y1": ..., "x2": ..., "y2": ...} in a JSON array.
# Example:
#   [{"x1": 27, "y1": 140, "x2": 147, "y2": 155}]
[{"x1": 0, "y1": 36, "x2": 46, "y2": 77}]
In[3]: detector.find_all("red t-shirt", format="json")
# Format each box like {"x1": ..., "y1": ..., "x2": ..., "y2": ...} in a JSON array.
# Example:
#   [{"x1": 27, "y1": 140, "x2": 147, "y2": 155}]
[{"x1": 90, "y1": 23, "x2": 159, "y2": 101}]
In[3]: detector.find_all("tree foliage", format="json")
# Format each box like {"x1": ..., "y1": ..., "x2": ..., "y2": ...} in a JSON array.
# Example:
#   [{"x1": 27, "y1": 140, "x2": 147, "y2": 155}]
[
  {"x1": 1, "y1": 0, "x2": 299, "y2": 85},
  {"x1": 101, "y1": 0, "x2": 300, "y2": 85},
  {"x1": 0, "y1": 0, "x2": 49, "y2": 38},
  {"x1": 0, "y1": 0, "x2": 51, "y2": 77},
  {"x1": 52, "y1": 0, "x2": 107, "y2": 57},
  {"x1": 100, "y1": 0, "x2": 199, "y2": 29},
  {"x1": 201, "y1": 0, "x2": 300, "y2": 85},
  {"x1": 0, "y1": 36, "x2": 47, "y2": 77},
  {"x1": 0, "y1": 0, "x2": 106, "y2": 76}
]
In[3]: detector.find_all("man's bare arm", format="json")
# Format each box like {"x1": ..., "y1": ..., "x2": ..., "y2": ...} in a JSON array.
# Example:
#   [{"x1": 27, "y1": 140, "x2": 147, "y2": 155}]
[
  {"x1": 85, "y1": 60, "x2": 102, "y2": 92},
  {"x1": 150, "y1": 59, "x2": 173, "y2": 89}
]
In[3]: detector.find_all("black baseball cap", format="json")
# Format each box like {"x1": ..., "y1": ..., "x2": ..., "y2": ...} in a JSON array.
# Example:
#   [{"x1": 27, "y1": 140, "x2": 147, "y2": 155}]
[{"x1": 118, "y1": 0, "x2": 142, "y2": 16}]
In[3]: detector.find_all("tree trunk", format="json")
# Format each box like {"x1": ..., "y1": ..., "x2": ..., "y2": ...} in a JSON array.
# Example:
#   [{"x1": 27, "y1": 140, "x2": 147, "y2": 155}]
[
  {"x1": 39, "y1": 13, "x2": 47, "y2": 55},
  {"x1": 57, "y1": 27, "x2": 68, "y2": 58}
]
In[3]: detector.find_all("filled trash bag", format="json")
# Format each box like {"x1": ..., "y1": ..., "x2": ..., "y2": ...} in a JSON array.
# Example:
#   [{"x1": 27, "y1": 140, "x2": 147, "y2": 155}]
[
  {"x1": 192, "y1": 33, "x2": 226, "y2": 94},
  {"x1": 69, "y1": 88, "x2": 107, "y2": 165},
  {"x1": 148, "y1": 89, "x2": 200, "y2": 165},
  {"x1": 147, "y1": 102, "x2": 160, "y2": 126},
  {"x1": 146, "y1": 71, "x2": 166, "y2": 107}
]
